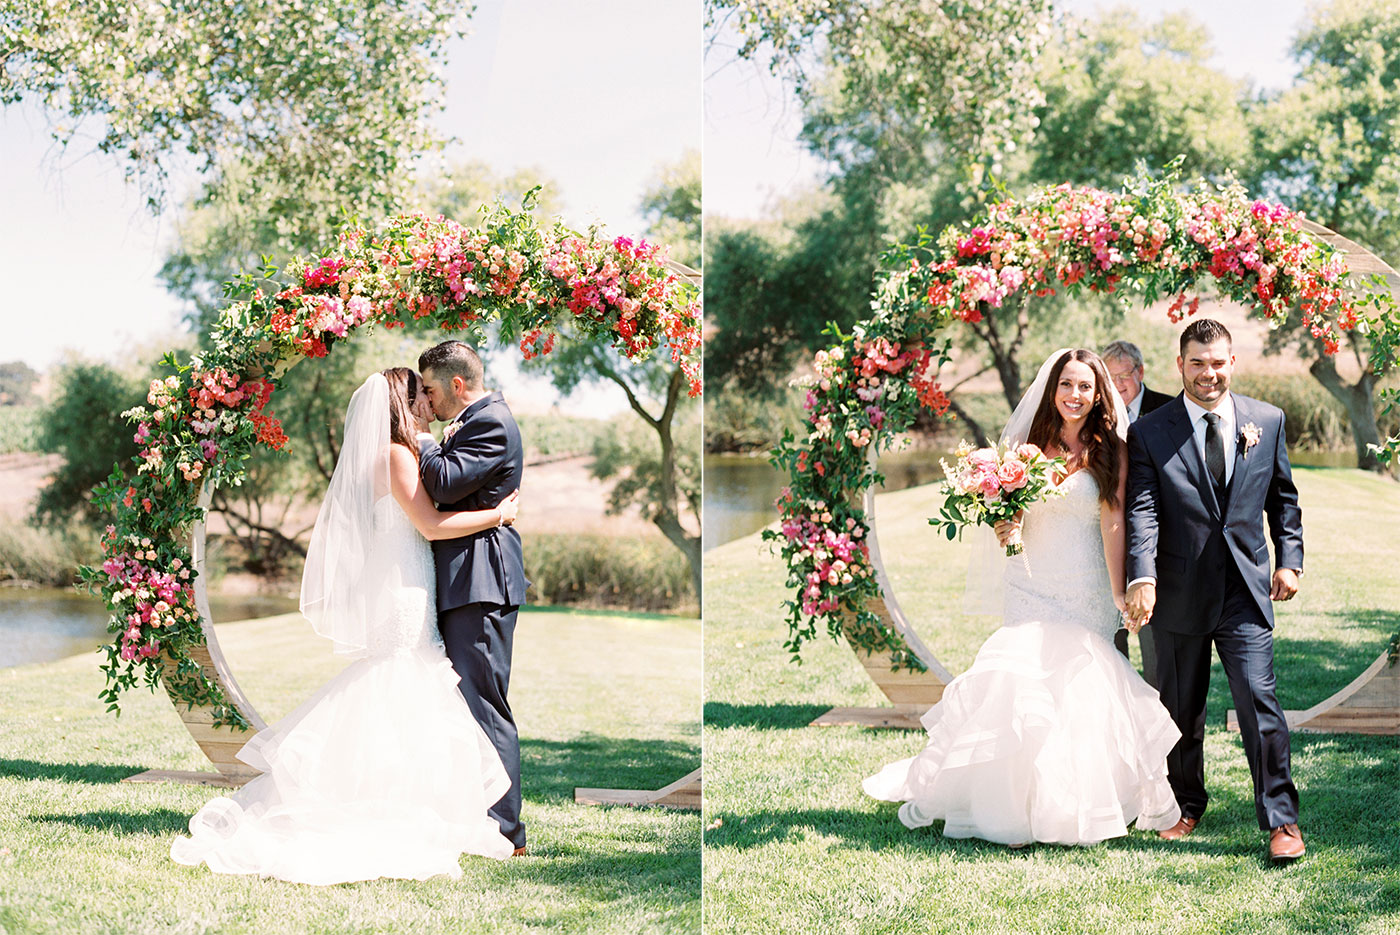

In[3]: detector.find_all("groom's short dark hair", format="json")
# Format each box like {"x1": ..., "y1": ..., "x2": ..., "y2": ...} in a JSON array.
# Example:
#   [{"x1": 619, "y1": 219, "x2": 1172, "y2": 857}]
[
  {"x1": 1180, "y1": 319, "x2": 1231, "y2": 356},
  {"x1": 419, "y1": 341, "x2": 484, "y2": 389}
]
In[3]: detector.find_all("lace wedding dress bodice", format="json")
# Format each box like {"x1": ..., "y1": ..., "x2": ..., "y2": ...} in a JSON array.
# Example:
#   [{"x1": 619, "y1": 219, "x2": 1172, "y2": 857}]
[
  {"x1": 365, "y1": 497, "x2": 443, "y2": 654},
  {"x1": 1002, "y1": 469, "x2": 1118, "y2": 642}
]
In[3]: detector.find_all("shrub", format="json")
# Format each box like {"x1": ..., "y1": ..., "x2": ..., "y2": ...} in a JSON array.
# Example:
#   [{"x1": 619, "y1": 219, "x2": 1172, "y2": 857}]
[
  {"x1": 0, "y1": 405, "x2": 41, "y2": 455},
  {"x1": 0, "y1": 520, "x2": 101, "y2": 587},
  {"x1": 523, "y1": 531, "x2": 694, "y2": 614},
  {"x1": 515, "y1": 413, "x2": 612, "y2": 461},
  {"x1": 1231, "y1": 371, "x2": 1400, "y2": 451}
]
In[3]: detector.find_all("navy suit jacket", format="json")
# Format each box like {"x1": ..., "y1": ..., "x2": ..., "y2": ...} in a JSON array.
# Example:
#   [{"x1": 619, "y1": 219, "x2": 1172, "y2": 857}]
[
  {"x1": 1126, "y1": 393, "x2": 1303, "y2": 634},
  {"x1": 418, "y1": 392, "x2": 529, "y2": 610}
]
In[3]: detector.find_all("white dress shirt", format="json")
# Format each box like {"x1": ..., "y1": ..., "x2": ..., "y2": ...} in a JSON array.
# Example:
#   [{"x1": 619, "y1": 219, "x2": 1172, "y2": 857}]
[
  {"x1": 1125, "y1": 388, "x2": 1144, "y2": 423},
  {"x1": 1128, "y1": 393, "x2": 1235, "y2": 592}
]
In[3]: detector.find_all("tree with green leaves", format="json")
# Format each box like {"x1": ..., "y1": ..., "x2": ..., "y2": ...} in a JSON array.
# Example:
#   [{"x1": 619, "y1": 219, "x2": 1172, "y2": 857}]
[
  {"x1": 0, "y1": 360, "x2": 38, "y2": 406},
  {"x1": 704, "y1": 5, "x2": 1253, "y2": 437},
  {"x1": 523, "y1": 152, "x2": 702, "y2": 605},
  {"x1": 33, "y1": 363, "x2": 145, "y2": 523},
  {"x1": 2, "y1": 0, "x2": 469, "y2": 219},
  {"x1": 1247, "y1": 0, "x2": 1400, "y2": 472}
]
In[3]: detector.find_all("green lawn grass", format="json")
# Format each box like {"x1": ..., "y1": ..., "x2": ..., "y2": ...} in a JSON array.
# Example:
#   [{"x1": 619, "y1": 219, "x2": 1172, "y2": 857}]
[
  {"x1": 0, "y1": 607, "x2": 700, "y2": 934},
  {"x1": 703, "y1": 467, "x2": 1400, "y2": 935}
]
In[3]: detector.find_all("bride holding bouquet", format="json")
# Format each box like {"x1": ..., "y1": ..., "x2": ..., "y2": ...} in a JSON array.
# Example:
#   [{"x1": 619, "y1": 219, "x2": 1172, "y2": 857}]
[{"x1": 864, "y1": 348, "x2": 1182, "y2": 847}]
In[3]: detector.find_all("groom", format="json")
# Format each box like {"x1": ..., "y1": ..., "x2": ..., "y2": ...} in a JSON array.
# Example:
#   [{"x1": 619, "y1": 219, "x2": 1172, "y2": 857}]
[
  {"x1": 416, "y1": 340, "x2": 530, "y2": 855},
  {"x1": 1124, "y1": 319, "x2": 1305, "y2": 863}
]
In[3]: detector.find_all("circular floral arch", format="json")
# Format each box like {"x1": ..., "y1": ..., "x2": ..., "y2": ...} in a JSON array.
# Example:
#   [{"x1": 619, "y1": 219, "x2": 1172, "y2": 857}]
[
  {"x1": 85, "y1": 201, "x2": 700, "y2": 782},
  {"x1": 768, "y1": 173, "x2": 1400, "y2": 731}
]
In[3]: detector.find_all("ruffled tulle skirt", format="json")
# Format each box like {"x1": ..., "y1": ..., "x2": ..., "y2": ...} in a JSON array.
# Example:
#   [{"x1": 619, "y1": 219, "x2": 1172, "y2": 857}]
[
  {"x1": 863, "y1": 619, "x2": 1181, "y2": 846},
  {"x1": 171, "y1": 644, "x2": 513, "y2": 883}
]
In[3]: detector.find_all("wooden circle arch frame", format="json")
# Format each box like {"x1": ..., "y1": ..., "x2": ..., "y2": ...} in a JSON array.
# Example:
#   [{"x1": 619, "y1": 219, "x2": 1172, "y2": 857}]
[
  {"x1": 92, "y1": 207, "x2": 701, "y2": 787},
  {"x1": 764, "y1": 187, "x2": 1399, "y2": 736}
]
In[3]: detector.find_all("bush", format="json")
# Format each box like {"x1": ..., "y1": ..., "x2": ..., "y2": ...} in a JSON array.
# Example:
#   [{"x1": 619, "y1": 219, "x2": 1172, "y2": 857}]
[
  {"x1": 523, "y1": 531, "x2": 694, "y2": 614},
  {"x1": 33, "y1": 363, "x2": 146, "y2": 522},
  {"x1": 0, "y1": 520, "x2": 100, "y2": 587},
  {"x1": 515, "y1": 413, "x2": 612, "y2": 460},
  {"x1": 0, "y1": 405, "x2": 41, "y2": 454},
  {"x1": 704, "y1": 386, "x2": 808, "y2": 453},
  {"x1": 1231, "y1": 371, "x2": 1400, "y2": 451}
]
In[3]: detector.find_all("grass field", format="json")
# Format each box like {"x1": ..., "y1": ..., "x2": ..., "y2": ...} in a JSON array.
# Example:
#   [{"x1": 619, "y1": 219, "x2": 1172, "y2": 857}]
[
  {"x1": 703, "y1": 467, "x2": 1400, "y2": 935},
  {"x1": 0, "y1": 608, "x2": 700, "y2": 934}
]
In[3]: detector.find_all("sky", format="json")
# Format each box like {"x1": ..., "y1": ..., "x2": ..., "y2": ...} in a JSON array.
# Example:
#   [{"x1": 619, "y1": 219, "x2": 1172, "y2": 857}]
[
  {"x1": 0, "y1": 0, "x2": 700, "y2": 415},
  {"x1": 704, "y1": 0, "x2": 1314, "y2": 221}
]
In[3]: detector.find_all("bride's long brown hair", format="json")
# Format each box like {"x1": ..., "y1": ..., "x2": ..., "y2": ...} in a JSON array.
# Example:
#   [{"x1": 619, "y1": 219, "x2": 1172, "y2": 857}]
[
  {"x1": 380, "y1": 367, "x2": 421, "y2": 461},
  {"x1": 1026, "y1": 349, "x2": 1121, "y2": 507}
]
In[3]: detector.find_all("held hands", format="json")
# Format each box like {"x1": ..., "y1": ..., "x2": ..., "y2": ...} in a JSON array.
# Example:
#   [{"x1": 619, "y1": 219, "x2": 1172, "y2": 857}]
[
  {"x1": 1124, "y1": 581, "x2": 1156, "y2": 634},
  {"x1": 497, "y1": 489, "x2": 520, "y2": 527},
  {"x1": 993, "y1": 511, "x2": 1024, "y2": 549},
  {"x1": 1270, "y1": 568, "x2": 1300, "y2": 601}
]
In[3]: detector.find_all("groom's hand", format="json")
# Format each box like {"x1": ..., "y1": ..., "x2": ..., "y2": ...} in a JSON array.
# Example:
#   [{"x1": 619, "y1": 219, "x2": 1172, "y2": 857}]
[
  {"x1": 1270, "y1": 568, "x2": 1300, "y2": 601},
  {"x1": 1126, "y1": 581, "x2": 1155, "y2": 631}
]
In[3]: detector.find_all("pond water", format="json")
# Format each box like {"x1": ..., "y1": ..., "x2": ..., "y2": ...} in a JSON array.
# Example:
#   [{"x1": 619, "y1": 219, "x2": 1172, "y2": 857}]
[
  {"x1": 703, "y1": 447, "x2": 1359, "y2": 552},
  {"x1": 704, "y1": 448, "x2": 952, "y2": 551},
  {"x1": 0, "y1": 589, "x2": 300, "y2": 670}
]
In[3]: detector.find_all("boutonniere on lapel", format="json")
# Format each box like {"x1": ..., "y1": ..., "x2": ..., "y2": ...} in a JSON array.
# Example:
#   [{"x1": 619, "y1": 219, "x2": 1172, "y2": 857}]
[
  {"x1": 1239, "y1": 422, "x2": 1262, "y2": 457},
  {"x1": 442, "y1": 422, "x2": 460, "y2": 443}
]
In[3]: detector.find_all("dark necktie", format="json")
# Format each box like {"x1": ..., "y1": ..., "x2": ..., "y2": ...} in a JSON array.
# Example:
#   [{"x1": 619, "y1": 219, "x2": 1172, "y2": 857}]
[{"x1": 1203, "y1": 412, "x2": 1226, "y2": 488}]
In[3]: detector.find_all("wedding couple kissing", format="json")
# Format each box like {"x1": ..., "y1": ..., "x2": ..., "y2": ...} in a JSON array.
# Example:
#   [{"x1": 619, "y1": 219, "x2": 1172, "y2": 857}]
[
  {"x1": 172, "y1": 340, "x2": 533, "y2": 884},
  {"x1": 866, "y1": 319, "x2": 1307, "y2": 864}
]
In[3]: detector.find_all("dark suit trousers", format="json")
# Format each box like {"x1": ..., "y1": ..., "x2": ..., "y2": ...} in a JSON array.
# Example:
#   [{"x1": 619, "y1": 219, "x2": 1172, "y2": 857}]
[
  {"x1": 439, "y1": 602, "x2": 525, "y2": 848},
  {"x1": 1113, "y1": 626, "x2": 1159, "y2": 689},
  {"x1": 1152, "y1": 569, "x2": 1299, "y2": 829}
]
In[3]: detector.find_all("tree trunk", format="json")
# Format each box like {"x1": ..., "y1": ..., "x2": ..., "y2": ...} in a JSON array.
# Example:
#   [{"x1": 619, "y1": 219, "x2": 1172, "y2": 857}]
[
  {"x1": 1307, "y1": 353, "x2": 1385, "y2": 473},
  {"x1": 603, "y1": 361, "x2": 702, "y2": 613}
]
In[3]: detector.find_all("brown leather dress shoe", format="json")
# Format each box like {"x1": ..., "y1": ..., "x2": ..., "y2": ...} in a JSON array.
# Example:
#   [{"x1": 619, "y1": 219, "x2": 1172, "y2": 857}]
[
  {"x1": 1269, "y1": 824, "x2": 1305, "y2": 863},
  {"x1": 1158, "y1": 816, "x2": 1199, "y2": 840},
  {"x1": 512, "y1": 845, "x2": 528, "y2": 857}
]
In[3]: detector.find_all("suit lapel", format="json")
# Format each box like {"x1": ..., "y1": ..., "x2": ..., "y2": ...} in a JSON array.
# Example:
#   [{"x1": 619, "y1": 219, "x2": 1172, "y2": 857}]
[
  {"x1": 1163, "y1": 397, "x2": 1221, "y2": 520},
  {"x1": 1224, "y1": 395, "x2": 1253, "y2": 515}
]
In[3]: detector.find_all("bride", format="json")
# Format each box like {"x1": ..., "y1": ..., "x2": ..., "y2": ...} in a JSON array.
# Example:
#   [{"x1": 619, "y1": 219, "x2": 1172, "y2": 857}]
[
  {"x1": 864, "y1": 348, "x2": 1182, "y2": 847},
  {"x1": 172, "y1": 368, "x2": 520, "y2": 883}
]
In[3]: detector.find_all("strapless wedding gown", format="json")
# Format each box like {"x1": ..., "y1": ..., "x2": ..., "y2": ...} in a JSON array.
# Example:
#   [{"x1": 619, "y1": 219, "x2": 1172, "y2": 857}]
[
  {"x1": 864, "y1": 470, "x2": 1182, "y2": 846},
  {"x1": 171, "y1": 497, "x2": 513, "y2": 883}
]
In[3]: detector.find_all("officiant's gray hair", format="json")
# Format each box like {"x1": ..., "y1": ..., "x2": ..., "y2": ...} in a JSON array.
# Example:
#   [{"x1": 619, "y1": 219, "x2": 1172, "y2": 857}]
[
  {"x1": 419, "y1": 340, "x2": 484, "y2": 389},
  {"x1": 1101, "y1": 339, "x2": 1144, "y2": 371}
]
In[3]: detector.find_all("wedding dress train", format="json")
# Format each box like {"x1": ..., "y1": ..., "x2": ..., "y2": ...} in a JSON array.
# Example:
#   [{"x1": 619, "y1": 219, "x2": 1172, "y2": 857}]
[
  {"x1": 864, "y1": 470, "x2": 1182, "y2": 846},
  {"x1": 170, "y1": 496, "x2": 513, "y2": 883}
]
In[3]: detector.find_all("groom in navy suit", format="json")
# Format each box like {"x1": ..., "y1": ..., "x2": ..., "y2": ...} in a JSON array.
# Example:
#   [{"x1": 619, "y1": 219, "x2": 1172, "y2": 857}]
[
  {"x1": 416, "y1": 340, "x2": 530, "y2": 855},
  {"x1": 1124, "y1": 319, "x2": 1305, "y2": 863}
]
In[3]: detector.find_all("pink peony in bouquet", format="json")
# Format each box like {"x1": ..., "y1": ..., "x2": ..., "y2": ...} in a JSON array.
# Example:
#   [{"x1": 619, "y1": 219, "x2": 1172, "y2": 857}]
[{"x1": 930, "y1": 441, "x2": 1066, "y2": 556}]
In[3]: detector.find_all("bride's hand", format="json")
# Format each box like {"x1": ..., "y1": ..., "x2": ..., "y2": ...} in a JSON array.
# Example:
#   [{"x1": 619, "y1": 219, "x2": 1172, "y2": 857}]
[
  {"x1": 1114, "y1": 591, "x2": 1127, "y2": 613},
  {"x1": 993, "y1": 513, "x2": 1022, "y2": 548},
  {"x1": 497, "y1": 489, "x2": 520, "y2": 526}
]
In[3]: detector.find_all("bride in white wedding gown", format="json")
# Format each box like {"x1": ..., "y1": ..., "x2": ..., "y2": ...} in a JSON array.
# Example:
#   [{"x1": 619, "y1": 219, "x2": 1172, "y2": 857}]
[
  {"x1": 864, "y1": 349, "x2": 1182, "y2": 847},
  {"x1": 171, "y1": 368, "x2": 519, "y2": 883}
]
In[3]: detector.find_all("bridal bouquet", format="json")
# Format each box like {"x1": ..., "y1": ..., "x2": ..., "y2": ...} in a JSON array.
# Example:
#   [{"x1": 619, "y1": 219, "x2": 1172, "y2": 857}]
[{"x1": 930, "y1": 441, "x2": 1066, "y2": 556}]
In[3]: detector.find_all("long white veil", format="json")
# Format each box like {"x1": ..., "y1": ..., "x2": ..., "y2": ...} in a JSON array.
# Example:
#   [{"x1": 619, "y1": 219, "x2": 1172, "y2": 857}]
[
  {"x1": 299, "y1": 373, "x2": 392, "y2": 655},
  {"x1": 963, "y1": 348, "x2": 1130, "y2": 615}
]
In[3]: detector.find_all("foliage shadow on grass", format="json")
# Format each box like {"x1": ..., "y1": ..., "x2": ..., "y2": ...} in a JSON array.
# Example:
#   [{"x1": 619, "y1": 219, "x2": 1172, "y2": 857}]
[
  {"x1": 520, "y1": 734, "x2": 700, "y2": 803},
  {"x1": 702, "y1": 701, "x2": 830, "y2": 730},
  {"x1": 0, "y1": 757, "x2": 147, "y2": 785},
  {"x1": 29, "y1": 807, "x2": 190, "y2": 837}
]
